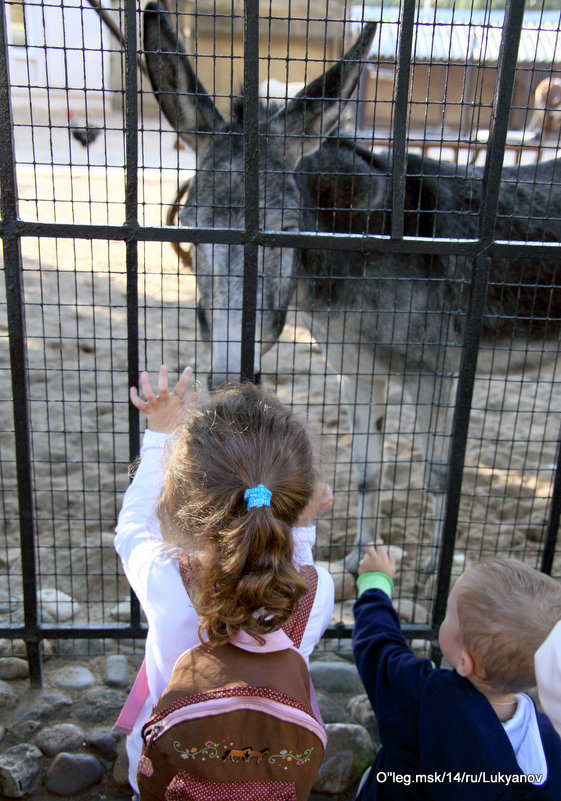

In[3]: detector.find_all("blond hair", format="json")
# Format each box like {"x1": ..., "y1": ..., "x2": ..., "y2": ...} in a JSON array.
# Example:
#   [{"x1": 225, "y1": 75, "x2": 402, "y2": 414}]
[
  {"x1": 455, "y1": 557, "x2": 561, "y2": 694},
  {"x1": 158, "y1": 382, "x2": 315, "y2": 647}
]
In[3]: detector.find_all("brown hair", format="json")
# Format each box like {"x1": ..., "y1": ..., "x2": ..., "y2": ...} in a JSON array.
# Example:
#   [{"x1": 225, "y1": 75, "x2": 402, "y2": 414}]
[
  {"x1": 158, "y1": 382, "x2": 315, "y2": 647},
  {"x1": 455, "y1": 557, "x2": 561, "y2": 694}
]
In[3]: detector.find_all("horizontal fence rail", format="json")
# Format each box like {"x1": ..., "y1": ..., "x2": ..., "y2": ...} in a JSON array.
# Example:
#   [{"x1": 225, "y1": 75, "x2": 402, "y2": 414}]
[{"x1": 1, "y1": 0, "x2": 560, "y2": 684}]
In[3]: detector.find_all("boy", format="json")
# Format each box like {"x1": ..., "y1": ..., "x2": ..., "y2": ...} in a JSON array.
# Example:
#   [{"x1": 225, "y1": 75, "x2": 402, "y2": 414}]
[{"x1": 352, "y1": 542, "x2": 561, "y2": 800}]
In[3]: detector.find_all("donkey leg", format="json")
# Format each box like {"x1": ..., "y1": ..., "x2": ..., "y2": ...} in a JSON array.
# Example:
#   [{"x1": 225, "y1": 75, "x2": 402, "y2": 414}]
[
  {"x1": 412, "y1": 372, "x2": 456, "y2": 575},
  {"x1": 339, "y1": 372, "x2": 388, "y2": 575}
]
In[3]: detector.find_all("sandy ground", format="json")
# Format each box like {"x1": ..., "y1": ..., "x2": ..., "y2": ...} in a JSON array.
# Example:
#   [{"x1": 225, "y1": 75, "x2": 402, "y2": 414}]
[{"x1": 1, "y1": 111, "x2": 560, "y2": 641}]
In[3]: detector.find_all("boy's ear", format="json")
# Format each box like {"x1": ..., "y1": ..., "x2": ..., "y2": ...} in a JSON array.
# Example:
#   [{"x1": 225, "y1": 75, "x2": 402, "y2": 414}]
[{"x1": 456, "y1": 649, "x2": 475, "y2": 679}]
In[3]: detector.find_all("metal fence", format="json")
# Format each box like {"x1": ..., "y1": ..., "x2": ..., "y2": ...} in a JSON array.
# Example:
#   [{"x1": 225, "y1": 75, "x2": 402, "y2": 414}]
[{"x1": 1, "y1": 0, "x2": 561, "y2": 685}]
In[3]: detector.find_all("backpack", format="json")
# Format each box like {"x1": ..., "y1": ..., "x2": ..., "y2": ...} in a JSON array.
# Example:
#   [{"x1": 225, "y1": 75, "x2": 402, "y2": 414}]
[{"x1": 137, "y1": 559, "x2": 326, "y2": 801}]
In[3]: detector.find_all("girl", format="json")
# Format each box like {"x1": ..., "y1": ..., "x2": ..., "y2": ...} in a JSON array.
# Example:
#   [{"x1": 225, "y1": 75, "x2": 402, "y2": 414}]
[{"x1": 114, "y1": 365, "x2": 335, "y2": 797}]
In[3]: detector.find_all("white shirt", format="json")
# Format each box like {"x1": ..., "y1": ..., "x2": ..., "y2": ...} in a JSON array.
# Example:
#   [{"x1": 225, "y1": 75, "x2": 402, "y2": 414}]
[
  {"x1": 114, "y1": 429, "x2": 335, "y2": 791},
  {"x1": 535, "y1": 620, "x2": 561, "y2": 739},
  {"x1": 502, "y1": 693, "x2": 547, "y2": 784}
]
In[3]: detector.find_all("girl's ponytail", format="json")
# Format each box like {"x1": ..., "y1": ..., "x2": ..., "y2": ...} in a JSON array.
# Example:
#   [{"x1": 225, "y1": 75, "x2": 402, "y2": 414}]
[
  {"x1": 195, "y1": 506, "x2": 309, "y2": 646},
  {"x1": 158, "y1": 382, "x2": 318, "y2": 647}
]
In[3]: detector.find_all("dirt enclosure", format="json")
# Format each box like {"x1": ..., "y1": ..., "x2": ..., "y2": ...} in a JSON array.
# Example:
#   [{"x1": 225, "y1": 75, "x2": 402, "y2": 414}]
[{"x1": 2, "y1": 142, "x2": 561, "y2": 645}]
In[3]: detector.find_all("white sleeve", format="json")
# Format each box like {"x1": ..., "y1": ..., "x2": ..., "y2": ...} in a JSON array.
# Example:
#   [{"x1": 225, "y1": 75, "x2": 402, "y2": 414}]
[
  {"x1": 292, "y1": 524, "x2": 316, "y2": 565},
  {"x1": 114, "y1": 428, "x2": 200, "y2": 692},
  {"x1": 291, "y1": 526, "x2": 335, "y2": 659},
  {"x1": 299, "y1": 565, "x2": 335, "y2": 662},
  {"x1": 535, "y1": 620, "x2": 561, "y2": 738}
]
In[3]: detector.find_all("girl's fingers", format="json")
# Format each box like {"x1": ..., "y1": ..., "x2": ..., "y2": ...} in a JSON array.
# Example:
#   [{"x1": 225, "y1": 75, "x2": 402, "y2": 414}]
[
  {"x1": 173, "y1": 366, "x2": 194, "y2": 399},
  {"x1": 140, "y1": 371, "x2": 156, "y2": 402},
  {"x1": 158, "y1": 365, "x2": 169, "y2": 397},
  {"x1": 130, "y1": 386, "x2": 149, "y2": 412}
]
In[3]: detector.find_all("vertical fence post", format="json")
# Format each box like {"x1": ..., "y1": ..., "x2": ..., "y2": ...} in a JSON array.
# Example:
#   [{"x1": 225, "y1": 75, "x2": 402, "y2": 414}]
[
  {"x1": 0, "y1": 0, "x2": 42, "y2": 684},
  {"x1": 240, "y1": 0, "x2": 260, "y2": 382},
  {"x1": 390, "y1": 0, "x2": 415, "y2": 240},
  {"x1": 541, "y1": 423, "x2": 561, "y2": 576},
  {"x1": 124, "y1": 0, "x2": 142, "y2": 631},
  {"x1": 431, "y1": 0, "x2": 526, "y2": 638}
]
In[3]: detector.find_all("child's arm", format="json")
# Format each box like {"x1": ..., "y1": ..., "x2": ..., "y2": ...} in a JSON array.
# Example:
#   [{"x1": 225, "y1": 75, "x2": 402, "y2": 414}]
[
  {"x1": 291, "y1": 482, "x2": 333, "y2": 568},
  {"x1": 115, "y1": 366, "x2": 198, "y2": 600},
  {"x1": 352, "y1": 539, "x2": 433, "y2": 759}
]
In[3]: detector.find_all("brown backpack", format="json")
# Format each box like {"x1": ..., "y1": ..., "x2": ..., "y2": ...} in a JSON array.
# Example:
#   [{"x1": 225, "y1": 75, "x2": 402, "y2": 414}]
[{"x1": 137, "y1": 561, "x2": 326, "y2": 801}]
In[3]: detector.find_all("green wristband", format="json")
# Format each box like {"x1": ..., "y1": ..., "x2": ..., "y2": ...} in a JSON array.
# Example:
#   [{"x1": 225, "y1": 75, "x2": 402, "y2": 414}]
[{"x1": 356, "y1": 571, "x2": 394, "y2": 599}]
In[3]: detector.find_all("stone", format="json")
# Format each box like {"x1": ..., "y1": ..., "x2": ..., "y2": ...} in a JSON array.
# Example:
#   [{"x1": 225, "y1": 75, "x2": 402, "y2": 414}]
[
  {"x1": 0, "y1": 679, "x2": 18, "y2": 710},
  {"x1": 112, "y1": 748, "x2": 130, "y2": 786},
  {"x1": 10, "y1": 692, "x2": 72, "y2": 738},
  {"x1": 34, "y1": 723, "x2": 85, "y2": 756},
  {"x1": 310, "y1": 661, "x2": 364, "y2": 695},
  {"x1": 109, "y1": 601, "x2": 130, "y2": 622},
  {"x1": 54, "y1": 638, "x2": 107, "y2": 657},
  {"x1": 0, "y1": 744, "x2": 43, "y2": 798},
  {"x1": 104, "y1": 654, "x2": 129, "y2": 688},
  {"x1": 38, "y1": 588, "x2": 79, "y2": 622},
  {"x1": 45, "y1": 752, "x2": 103, "y2": 796},
  {"x1": 346, "y1": 694, "x2": 377, "y2": 730},
  {"x1": 0, "y1": 591, "x2": 18, "y2": 615},
  {"x1": 87, "y1": 728, "x2": 122, "y2": 760},
  {"x1": 312, "y1": 723, "x2": 375, "y2": 795},
  {"x1": 75, "y1": 687, "x2": 127, "y2": 723},
  {"x1": 54, "y1": 665, "x2": 96, "y2": 690},
  {"x1": 316, "y1": 690, "x2": 344, "y2": 724},
  {"x1": 0, "y1": 658, "x2": 29, "y2": 681}
]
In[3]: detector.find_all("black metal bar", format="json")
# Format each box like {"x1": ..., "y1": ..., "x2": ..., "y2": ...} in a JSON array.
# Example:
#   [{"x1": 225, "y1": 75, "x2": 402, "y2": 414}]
[
  {"x1": 0, "y1": 625, "x2": 148, "y2": 638},
  {"x1": 3, "y1": 221, "x2": 561, "y2": 259},
  {"x1": 541, "y1": 423, "x2": 561, "y2": 576},
  {"x1": 0, "y1": 0, "x2": 42, "y2": 686},
  {"x1": 479, "y1": 0, "x2": 525, "y2": 245},
  {"x1": 431, "y1": 1, "x2": 527, "y2": 639},
  {"x1": 431, "y1": 255, "x2": 492, "y2": 633},
  {"x1": 390, "y1": 0, "x2": 415, "y2": 239},
  {"x1": 240, "y1": 0, "x2": 260, "y2": 382},
  {"x1": 124, "y1": 0, "x2": 141, "y2": 630},
  {"x1": 0, "y1": 621, "x2": 436, "y2": 640}
]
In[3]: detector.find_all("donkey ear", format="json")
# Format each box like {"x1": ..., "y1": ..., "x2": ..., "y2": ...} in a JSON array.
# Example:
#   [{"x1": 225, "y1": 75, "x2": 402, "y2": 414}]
[
  {"x1": 269, "y1": 21, "x2": 377, "y2": 167},
  {"x1": 143, "y1": 2, "x2": 226, "y2": 149}
]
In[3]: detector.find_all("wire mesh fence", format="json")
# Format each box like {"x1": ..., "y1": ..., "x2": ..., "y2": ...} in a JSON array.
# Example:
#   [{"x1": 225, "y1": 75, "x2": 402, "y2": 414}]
[{"x1": 1, "y1": 0, "x2": 561, "y2": 684}]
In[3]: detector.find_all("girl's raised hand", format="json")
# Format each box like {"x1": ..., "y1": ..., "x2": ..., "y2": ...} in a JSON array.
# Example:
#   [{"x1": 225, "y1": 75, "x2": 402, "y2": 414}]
[
  {"x1": 296, "y1": 482, "x2": 333, "y2": 527},
  {"x1": 130, "y1": 365, "x2": 197, "y2": 433}
]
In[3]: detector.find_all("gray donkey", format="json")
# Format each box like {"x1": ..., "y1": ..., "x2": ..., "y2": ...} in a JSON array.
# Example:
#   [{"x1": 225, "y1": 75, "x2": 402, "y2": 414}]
[{"x1": 143, "y1": 3, "x2": 561, "y2": 574}]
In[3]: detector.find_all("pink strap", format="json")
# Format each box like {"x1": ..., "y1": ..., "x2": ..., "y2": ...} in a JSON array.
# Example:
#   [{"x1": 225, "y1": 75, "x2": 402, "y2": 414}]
[
  {"x1": 282, "y1": 565, "x2": 318, "y2": 648},
  {"x1": 113, "y1": 658, "x2": 149, "y2": 734}
]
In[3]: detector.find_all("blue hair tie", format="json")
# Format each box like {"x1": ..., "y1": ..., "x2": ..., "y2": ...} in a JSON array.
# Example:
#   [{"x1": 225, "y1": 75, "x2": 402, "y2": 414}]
[{"x1": 244, "y1": 484, "x2": 272, "y2": 510}]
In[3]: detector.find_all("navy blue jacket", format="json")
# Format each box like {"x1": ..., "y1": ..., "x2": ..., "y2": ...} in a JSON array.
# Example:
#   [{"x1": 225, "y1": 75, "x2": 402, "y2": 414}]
[{"x1": 352, "y1": 589, "x2": 561, "y2": 800}]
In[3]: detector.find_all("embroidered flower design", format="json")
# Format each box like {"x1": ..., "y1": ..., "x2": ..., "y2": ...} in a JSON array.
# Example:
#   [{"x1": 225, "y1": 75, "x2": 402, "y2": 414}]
[
  {"x1": 174, "y1": 741, "x2": 220, "y2": 760},
  {"x1": 268, "y1": 748, "x2": 314, "y2": 765}
]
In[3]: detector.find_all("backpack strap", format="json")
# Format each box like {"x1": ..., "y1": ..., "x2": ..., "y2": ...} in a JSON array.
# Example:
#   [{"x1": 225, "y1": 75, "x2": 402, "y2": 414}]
[
  {"x1": 282, "y1": 565, "x2": 318, "y2": 648},
  {"x1": 179, "y1": 556, "x2": 318, "y2": 650},
  {"x1": 113, "y1": 657, "x2": 149, "y2": 734}
]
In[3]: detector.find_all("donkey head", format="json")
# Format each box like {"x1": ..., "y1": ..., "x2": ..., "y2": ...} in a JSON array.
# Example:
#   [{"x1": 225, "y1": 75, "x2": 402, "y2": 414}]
[{"x1": 143, "y1": 3, "x2": 376, "y2": 386}]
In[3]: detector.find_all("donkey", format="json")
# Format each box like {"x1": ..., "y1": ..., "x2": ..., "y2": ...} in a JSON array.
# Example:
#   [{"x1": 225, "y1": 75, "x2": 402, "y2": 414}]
[{"x1": 143, "y1": 4, "x2": 561, "y2": 574}]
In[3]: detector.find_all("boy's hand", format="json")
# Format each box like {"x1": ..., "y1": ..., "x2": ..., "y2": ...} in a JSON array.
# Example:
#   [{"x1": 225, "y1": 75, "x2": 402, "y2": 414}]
[
  {"x1": 296, "y1": 482, "x2": 333, "y2": 527},
  {"x1": 130, "y1": 365, "x2": 198, "y2": 433},
  {"x1": 358, "y1": 540, "x2": 396, "y2": 579}
]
